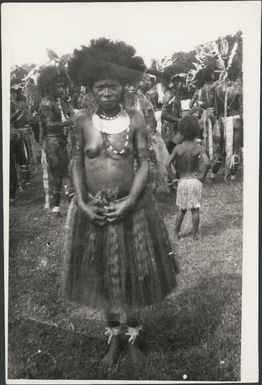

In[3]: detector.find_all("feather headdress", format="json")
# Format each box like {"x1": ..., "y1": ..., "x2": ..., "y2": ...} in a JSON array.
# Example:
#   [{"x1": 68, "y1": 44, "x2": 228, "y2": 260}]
[
  {"x1": 187, "y1": 37, "x2": 239, "y2": 87},
  {"x1": 215, "y1": 38, "x2": 239, "y2": 81},
  {"x1": 155, "y1": 56, "x2": 177, "y2": 73}
]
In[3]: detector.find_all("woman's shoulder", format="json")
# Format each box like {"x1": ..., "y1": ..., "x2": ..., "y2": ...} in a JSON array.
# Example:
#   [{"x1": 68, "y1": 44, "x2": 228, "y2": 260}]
[
  {"x1": 73, "y1": 109, "x2": 94, "y2": 134},
  {"x1": 125, "y1": 107, "x2": 144, "y2": 120},
  {"x1": 74, "y1": 109, "x2": 93, "y2": 122},
  {"x1": 124, "y1": 108, "x2": 146, "y2": 131}
]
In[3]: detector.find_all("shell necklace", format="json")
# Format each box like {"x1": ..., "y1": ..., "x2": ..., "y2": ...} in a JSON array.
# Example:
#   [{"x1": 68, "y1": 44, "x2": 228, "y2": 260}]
[
  {"x1": 96, "y1": 107, "x2": 122, "y2": 120},
  {"x1": 92, "y1": 107, "x2": 130, "y2": 155}
]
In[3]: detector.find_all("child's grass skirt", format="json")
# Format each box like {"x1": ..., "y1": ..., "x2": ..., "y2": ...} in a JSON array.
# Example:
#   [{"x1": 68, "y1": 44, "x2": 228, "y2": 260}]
[
  {"x1": 64, "y1": 189, "x2": 178, "y2": 310},
  {"x1": 176, "y1": 177, "x2": 203, "y2": 210}
]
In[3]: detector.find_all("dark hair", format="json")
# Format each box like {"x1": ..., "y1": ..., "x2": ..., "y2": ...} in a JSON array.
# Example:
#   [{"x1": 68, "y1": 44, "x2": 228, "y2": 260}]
[
  {"x1": 162, "y1": 63, "x2": 186, "y2": 87},
  {"x1": 37, "y1": 66, "x2": 69, "y2": 96},
  {"x1": 179, "y1": 115, "x2": 200, "y2": 140},
  {"x1": 68, "y1": 38, "x2": 146, "y2": 88}
]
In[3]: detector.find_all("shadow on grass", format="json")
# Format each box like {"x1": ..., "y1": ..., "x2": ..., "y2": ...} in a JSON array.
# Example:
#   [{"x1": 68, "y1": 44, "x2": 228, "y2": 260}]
[
  {"x1": 9, "y1": 273, "x2": 241, "y2": 381},
  {"x1": 200, "y1": 213, "x2": 242, "y2": 237},
  {"x1": 145, "y1": 273, "x2": 241, "y2": 351},
  {"x1": 9, "y1": 318, "x2": 104, "y2": 380}
]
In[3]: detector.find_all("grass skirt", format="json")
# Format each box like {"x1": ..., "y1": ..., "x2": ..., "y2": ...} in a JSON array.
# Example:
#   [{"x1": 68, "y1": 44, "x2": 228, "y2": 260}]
[
  {"x1": 64, "y1": 189, "x2": 179, "y2": 310},
  {"x1": 176, "y1": 178, "x2": 203, "y2": 210}
]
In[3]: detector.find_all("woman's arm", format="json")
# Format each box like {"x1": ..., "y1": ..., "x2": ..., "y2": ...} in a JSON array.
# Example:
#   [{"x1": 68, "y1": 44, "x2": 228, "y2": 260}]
[
  {"x1": 128, "y1": 111, "x2": 149, "y2": 206},
  {"x1": 72, "y1": 115, "x2": 87, "y2": 207},
  {"x1": 72, "y1": 113, "x2": 106, "y2": 226},
  {"x1": 105, "y1": 111, "x2": 149, "y2": 223}
]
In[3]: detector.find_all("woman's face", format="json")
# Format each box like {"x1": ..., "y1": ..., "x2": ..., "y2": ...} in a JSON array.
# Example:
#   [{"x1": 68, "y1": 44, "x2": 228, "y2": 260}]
[
  {"x1": 92, "y1": 79, "x2": 123, "y2": 111},
  {"x1": 125, "y1": 82, "x2": 139, "y2": 95},
  {"x1": 143, "y1": 76, "x2": 153, "y2": 91}
]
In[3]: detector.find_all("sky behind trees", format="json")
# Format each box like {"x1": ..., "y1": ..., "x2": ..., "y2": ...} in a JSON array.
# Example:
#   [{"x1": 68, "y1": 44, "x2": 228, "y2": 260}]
[{"x1": 3, "y1": 2, "x2": 255, "y2": 67}]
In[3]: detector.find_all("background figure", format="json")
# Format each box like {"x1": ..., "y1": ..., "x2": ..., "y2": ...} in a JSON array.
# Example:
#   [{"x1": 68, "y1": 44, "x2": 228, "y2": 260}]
[
  {"x1": 125, "y1": 79, "x2": 169, "y2": 193},
  {"x1": 189, "y1": 65, "x2": 216, "y2": 160},
  {"x1": 211, "y1": 75, "x2": 243, "y2": 181},
  {"x1": 70, "y1": 86, "x2": 81, "y2": 110},
  {"x1": 167, "y1": 116, "x2": 211, "y2": 240},
  {"x1": 187, "y1": 37, "x2": 243, "y2": 182},
  {"x1": 78, "y1": 87, "x2": 97, "y2": 116},
  {"x1": 10, "y1": 125, "x2": 28, "y2": 204},
  {"x1": 161, "y1": 67, "x2": 185, "y2": 155},
  {"x1": 10, "y1": 92, "x2": 30, "y2": 189},
  {"x1": 38, "y1": 66, "x2": 74, "y2": 213}
]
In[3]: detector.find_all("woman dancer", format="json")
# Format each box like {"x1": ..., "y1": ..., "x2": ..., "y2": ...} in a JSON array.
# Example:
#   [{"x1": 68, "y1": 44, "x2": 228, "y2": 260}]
[{"x1": 65, "y1": 38, "x2": 179, "y2": 369}]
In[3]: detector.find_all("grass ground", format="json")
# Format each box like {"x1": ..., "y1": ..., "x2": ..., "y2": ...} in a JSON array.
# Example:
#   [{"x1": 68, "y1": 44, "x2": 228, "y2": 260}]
[{"x1": 8, "y1": 169, "x2": 243, "y2": 381}]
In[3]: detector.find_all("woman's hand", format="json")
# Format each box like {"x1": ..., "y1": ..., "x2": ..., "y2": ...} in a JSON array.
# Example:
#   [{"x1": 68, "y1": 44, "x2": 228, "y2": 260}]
[
  {"x1": 104, "y1": 198, "x2": 134, "y2": 223},
  {"x1": 79, "y1": 200, "x2": 106, "y2": 226}
]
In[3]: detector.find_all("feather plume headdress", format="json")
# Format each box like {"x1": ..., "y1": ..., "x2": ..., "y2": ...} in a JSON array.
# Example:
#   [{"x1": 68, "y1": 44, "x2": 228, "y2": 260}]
[
  {"x1": 155, "y1": 56, "x2": 177, "y2": 73},
  {"x1": 12, "y1": 49, "x2": 72, "y2": 94},
  {"x1": 187, "y1": 37, "x2": 239, "y2": 87},
  {"x1": 214, "y1": 38, "x2": 238, "y2": 81}
]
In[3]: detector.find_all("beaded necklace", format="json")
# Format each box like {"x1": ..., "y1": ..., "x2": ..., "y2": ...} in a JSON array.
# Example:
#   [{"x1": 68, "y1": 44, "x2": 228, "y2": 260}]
[
  {"x1": 97, "y1": 107, "x2": 122, "y2": 120},
  {"x1": 94, "y1": 107, "x2": 130, "y2": 156},
  {"x1": 103, "y1": 125, "x2": 130, "y2": 155}
]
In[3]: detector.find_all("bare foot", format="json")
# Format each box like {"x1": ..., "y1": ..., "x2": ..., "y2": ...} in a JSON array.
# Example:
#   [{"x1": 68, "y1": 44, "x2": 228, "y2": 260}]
[
  {"x1": 193, "y1": 233, "x2": 200, "y2": 241},
  {"x1": 127, "y1": 342, "x2": 146, "y2": 369},
  {"x1": 101, "y1": 336, "x2": 121, "y2": 370}
]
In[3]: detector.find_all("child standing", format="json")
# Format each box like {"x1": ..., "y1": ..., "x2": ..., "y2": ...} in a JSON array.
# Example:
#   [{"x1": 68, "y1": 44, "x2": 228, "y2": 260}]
[{"x1": 167, "y1": 115, "x2": 210, "y2": 240}]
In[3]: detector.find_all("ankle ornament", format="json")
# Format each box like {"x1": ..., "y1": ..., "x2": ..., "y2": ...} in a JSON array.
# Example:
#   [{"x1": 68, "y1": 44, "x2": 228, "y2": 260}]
[
  {"x1": 105, "y1": 326, "x2": 121, "y2": 344},
  {"x1": 126, "y1": 326, "x2": 142, "y2": 344}
]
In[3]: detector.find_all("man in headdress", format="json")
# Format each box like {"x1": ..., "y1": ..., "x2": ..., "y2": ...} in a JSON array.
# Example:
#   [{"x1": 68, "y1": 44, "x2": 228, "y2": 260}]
[
  {"x1": 189, "y1": 62, "x2": 217, "y2": 161},
  {"x1": 161, "y1": 64, "x2": 186, "y2": 155},
  {"x1": 210, "y1": 38, "x2": 243, "y2": 181},
  {"x1": 211, "y1": 69, "x2": 243, "y2": 181},
  {"x1": 37, "y1": 66, "x2": 74, "y2": 213}
]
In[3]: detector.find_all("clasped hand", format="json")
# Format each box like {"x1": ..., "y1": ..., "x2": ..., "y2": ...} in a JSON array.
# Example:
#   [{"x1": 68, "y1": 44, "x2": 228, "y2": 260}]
[{"x1": 80, "y1": 198, "x2": 133, "y2": 226}]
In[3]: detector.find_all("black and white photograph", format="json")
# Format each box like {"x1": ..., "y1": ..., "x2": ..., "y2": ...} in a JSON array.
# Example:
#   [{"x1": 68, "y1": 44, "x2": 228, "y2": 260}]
[{"x1": 2, "y1": 1, "x2": 260, "y2": 383}]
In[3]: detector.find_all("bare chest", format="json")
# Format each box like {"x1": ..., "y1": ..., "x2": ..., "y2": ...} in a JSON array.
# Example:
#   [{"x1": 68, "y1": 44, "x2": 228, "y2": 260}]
[{"x1": 83, "y1": 121, "x2": 134, "y2": 159}]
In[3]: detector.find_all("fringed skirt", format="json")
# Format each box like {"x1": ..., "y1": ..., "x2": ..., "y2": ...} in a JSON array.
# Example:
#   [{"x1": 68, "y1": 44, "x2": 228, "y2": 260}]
[
  {"x1": 176, "y1": 178, "x2": 203, "y2": 210},
  {"x1": 64, "y1": 189, "x2": 179, "y2": 310}
]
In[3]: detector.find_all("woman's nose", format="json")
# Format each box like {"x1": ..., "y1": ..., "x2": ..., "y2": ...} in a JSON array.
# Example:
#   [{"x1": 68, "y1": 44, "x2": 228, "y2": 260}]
[{"x1": 103, "y1": 87, "x2": 111, "y2": 96}]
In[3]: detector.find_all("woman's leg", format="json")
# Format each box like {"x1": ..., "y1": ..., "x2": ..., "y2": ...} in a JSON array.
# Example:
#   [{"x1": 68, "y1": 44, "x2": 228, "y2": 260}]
[
  {"x1": 191, "y1": 208, "x2": 200, "y2": 240},
  {"x1": 47, "y1": 139, "x2": 67, "y2": 213},
  {"x1": 102, "y1": 309, "x2": 122, "y2": 368},
  {"x1": 50, "y1": 169, "x2": 63, "y2": 212},
  {"x1": 15, "y1": 136, "x2": 30, "y2": 189},
  {"x1": 126, "y1": 305, "x2": 146, "y2": 367},
  {"x1": 175, "y1": 208, "x2": 186, "y2": 238}
]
